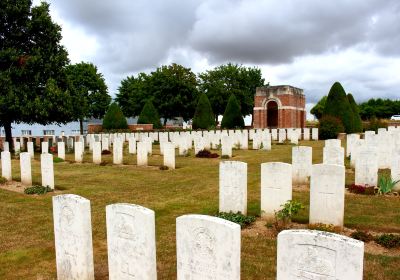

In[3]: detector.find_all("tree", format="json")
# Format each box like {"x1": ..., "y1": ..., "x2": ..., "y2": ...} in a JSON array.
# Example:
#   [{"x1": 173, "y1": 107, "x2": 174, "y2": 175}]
[
  {"x1": 310, "y1": 96, "x2": 327, "y2": 120},
  {"x1": 66, "y1": 62, "x2": 111, "y2": 134},
  {"x1": 359, "y1": 98, "x2": 400, "y2": 120},
  {"x1": 102, "y1": 102, "x2": 128, "y2": 130},
  {"x1": 322, "y1": 82, "x2": 355, "y2": 133},
  {"x1": 192, "y1": 92, "x2": 215, "y2": 130},
  {"x1": 0, "y1": 0, "x2": 71, "y2": 149},
  {"x1": 221, "y1": 94, "x2": 245, "y2": 129},
  {"x1": 347, "y1": 93, "x2": 363, "y2": 132},
  {"x1": 137, "y1": 100, "x2": 162, "y2": 129},
  {"x1": 147, "y1": 63, "x2": 198, "y2": 125},
  {"x1": 199, "y1": 63, "x2": 265, "y2": 122},
  {"x1": 115, "y1": 72, "x2": 150, "y2": 117}
]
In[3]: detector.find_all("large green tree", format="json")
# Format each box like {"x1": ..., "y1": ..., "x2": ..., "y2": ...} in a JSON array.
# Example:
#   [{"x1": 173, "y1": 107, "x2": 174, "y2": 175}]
[
  {"x1": 310, "y1": 96, "x2": 327, "y2": 120},
  {"x1": 198, "y1": 63, "x2": 265, "y2": 122},
  {"x1": 359, "y1": 98, "x2": 400, "y2": 120},
  {"x1": 0, "y1": 0, "x2": 71, "y2": 148},
  {"x1": 192, "y1": 92, "x2": 215, "y2": 130},
  {"x1": 115, "y1": 72, "x2": 150, "y2": 117},
  {"x1": 347, "y1": 93, "x2": 363, "y2": 132},
  {"x1": 66, "y1": 62, "x2": 111, "y2": 134},
  {"x1": 221, "y1": 94, "x2": 245, "y2": 129},
  {"x1": 137, "y1": 100, "x2": 162, "y2": 129},
  {"x1": 102, "y1": 102, "x2": 128, "y2": 130}
]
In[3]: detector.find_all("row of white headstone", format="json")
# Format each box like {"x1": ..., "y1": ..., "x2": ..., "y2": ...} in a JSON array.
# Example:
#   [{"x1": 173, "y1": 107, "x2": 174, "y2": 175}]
[
  {"x1": 53, "y1": 194, "x2": 364, "y2": 280},
  {"x1": 220, "y1": 160, "x2": 346, "y2": 227},
  {"x1": 0, "y1": 151, "x2": 54, "y2": 188}
]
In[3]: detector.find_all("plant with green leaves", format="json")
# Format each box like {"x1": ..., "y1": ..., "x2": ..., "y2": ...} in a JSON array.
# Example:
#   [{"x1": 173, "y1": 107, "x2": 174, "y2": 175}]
[
  {"x1": 102, "y1": 102, "x2": 128, "y2": 130},
  {"x1": 192, "y1": 92, "x2": 215, "y2": 129},
  {"x1": 137, "y1": 100, "x2": 162, "y2": 129},
  {"x1": 377, "y1": 174, "x2": 399, "y2": 194},
  {"x1": 217, "y1": 212, "x2": 256, "y2": 228},
  {"x1": 274, "y1": 200, "x2": 304, "y2": 231},
  {"x1": 24, "y1": 185, "x2": 53, "y2": 195},
  {"x1": 221, "y1": 94, "x2": 244, "y2": 129}
]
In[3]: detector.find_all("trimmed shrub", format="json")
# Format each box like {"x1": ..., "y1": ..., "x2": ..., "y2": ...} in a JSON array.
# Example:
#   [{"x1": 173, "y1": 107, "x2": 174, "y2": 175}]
[
  {"x1": 323, "y1": 82, "x2": 355, "y2": 133},
  {"x1": 192, "y1": 92, "x2": 215, "y2": 129},
  {"x1": 221, "y1": 94, "x2": 244, "y2": 129},
  {"x1": 347, "y1": 93, "x2": 363, "y2": 132},
  {"x1": 196, "y1": 149, "x2": 219, "y2": 158},
  {"x1": 350, "y1": 230, "x2": 374, "y2": 242},
  {"x1": 375, "y1": 234, "x2": 400, "y2": 248},
  {"x1": 216, "y1": 212, "x2": 256, "y2": 228},
  {"x1": 137, "y1": 100, "x2": 162, "y2": 129},
  {"x1": 102, "y1": 102, "x2": 128, "y2": 130},
  {"x1": 24, "y1": 185, "x2": 53, "y2": 195},
  {"x1": 318, "y1": 115, "x2": 344, "y2": 140}
]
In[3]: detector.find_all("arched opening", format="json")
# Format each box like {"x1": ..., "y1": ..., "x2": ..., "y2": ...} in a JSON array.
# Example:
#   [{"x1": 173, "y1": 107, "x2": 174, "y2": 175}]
[{"x1": 267, "y1": 101, "x2": 278, "y2": 127}]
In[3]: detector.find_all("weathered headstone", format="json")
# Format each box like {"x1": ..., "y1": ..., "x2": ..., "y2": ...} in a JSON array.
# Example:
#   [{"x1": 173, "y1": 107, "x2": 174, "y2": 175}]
[
  {"x1": 137, "y1": 142, "x2": 148, "y2": 166},
  {"x1": 58, "y1": 142, "x2": 65, "y2": 160},
  {"x1": 27, "y1": 142, "x2": 34, "y2": 158},
  {"x1": 128, "y1": 138, "x2": 136, "y2": 154},
  {"x1": 219, "y1": 161, "x2": 247, "y2": 215},
  {"x1": 74, "y1": 141, "x2": 84, "y2": 163},
  {"x1": 261, "y1": 162, "x2": 292, "y2": 217},
  {"x1": 292, "y1": 146, "x2": 312, "y2": 184},
  {"x1": 355, "y1": 149, "x2": 378, "y2": 187},
  {"x1": 278, "y1": 129, "x2": 286, "y2": 143},
  {"x1": 20, "y1": 152, "x2": 32, "y2": 185},
  {"x1": 106, "y1": 203, "x2": 157, "y2": 280},
  {"x1": 1, "y1": 151, "x2": 12, "y2": 180},
  {"x1": 176, "y1": 214, "x2": 240, "y2": 280},
  {"x1": 113, "y1": 140, "x2": 123, "y2": 165},
  {"x1": 163, "y1": 142, "x2": 175, "y2": 169},
  {"x1": 221, "y1": 136, "x2": 233, "y2": 157},
  {"x1": 14, "y1": 141, "x2": 21, "y2": 154},
  {"x1": 52, "y1": 194, "x2": 94, "y2": 280},
  {"x1": 311, "y1": 128, "x2": 318, "y2": 140},
  {"x1": 277, "y1": 230, "x2": 364, "y2": 280},
  {"x1": 323, "y1": 146, "x2": 344, "y2": 166},
  {"x1": 41, "y1": 153, "x2": 54, "y2": 189},
  {"x1": 3, "y1": 141, "x2": 9, "y2": 152},
  {"x1": 303, "y1": 128, "x2": 310, "y2": 140},
  {"x1": 92, "y1": 142, "x2": 102, "y2": 164},
  {"x1": 310, "y1": 164, "x2": 345, "y2": 227},
  {"x1": 325, "y1": 139, "x2": 341, "y2": 148},
  {"x1": 391, "y1": 149, "x2": 400, "y2": 191},
  {"x1": 42, "y1": 141, "x2": 49, "y2": 154}
]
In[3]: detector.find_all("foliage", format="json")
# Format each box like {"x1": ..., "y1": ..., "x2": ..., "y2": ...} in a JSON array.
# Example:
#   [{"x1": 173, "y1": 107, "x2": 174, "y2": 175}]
[
  {"x1": 192, "y1": 92, "x2": 215, "y2": 129},
  {"x1": 359, "y1": 98, "x2": 400, "y2": 120},
  {"x1": 159, "y1": 165, "x2": 169, "y2": 170},
  {"x1": 65, "y1": 62, "x2": 111, "y2": 133},
  {"x1": 195, "y1": 149, "x2": 219, "y2": 158},
  {"x1": 102, "y1": 103, "x2": 128, "y2": 130},
  {"x1": 366, "y1": 117, "x2": 388, "y2": 133},
  {"x1": 221, "y1": 94, "x2": 245, "y2": 129},
  {"x1": 308, "y1": 223, "x2": 340, "y2": 233},
  {"x1": 377, "y1": 175, "x2": 399, "y2": 195},
  {"x1": 350, "y1": 230, "x2": 374, "y2": 242},
  {"x1": 318, "y1": 115, "x2": 344, "y2": 140},
  {"x1": 137, "y1": 100, "x2": 162, "y2": 129},
  {"x1": 216, "y1": 212, "x2": 256, "y2": 228},
  {"x1": 221, "y1": 155, "x2": 230, "y2": 159},
  {"x1": 347, "y1": 93, "x2": 363, "y2": 132},
  {"x1": 273, "y1": 200, "x2": 304, "y2": 231},
  {"x1": 0, "y1": 177, "x2": 7, "y2": 184},
  {"x1": 53, "y1": 157, "x2": 64, "y2": 163},
  {"x1": 0, "y1": 0, "x2": 72, "y2": 148},
  {"x1": 101, "y1": 150, "x2": 112, "y2": 155},
  {"x1": 199, "y1": 63, "x2": 265, "y2": 121},
  {"x1": 347, "y1": 184, "x2": 375, "y2": 195},
  {"x1": 323, "y1": 82, "x2": 355, "y2": 133},
  {"x1": 24, "y1": 185, "x2": 53, "y2": 195},
  {"x1": 310, "y1": 96, "x2": 327, "y2": 120},
  {"x1": 375, "y1": 234, "x2": 400, "y2": 248}
]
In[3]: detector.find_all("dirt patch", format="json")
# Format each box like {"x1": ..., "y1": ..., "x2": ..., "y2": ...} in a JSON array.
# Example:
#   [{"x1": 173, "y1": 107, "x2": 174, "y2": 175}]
[{"x1": 0, "y1": 181, "x2": 61, "y2": 195}]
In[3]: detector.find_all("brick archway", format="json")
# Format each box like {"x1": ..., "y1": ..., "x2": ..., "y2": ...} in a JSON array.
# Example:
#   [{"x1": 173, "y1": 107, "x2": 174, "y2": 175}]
[{"x1": 266, "y1": 100, "x2": 279, "y2": 128}]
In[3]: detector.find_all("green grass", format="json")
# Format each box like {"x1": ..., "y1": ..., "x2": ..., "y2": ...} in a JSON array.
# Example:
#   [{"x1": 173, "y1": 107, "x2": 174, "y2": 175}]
[{"x1": 0, "y1": 140, "x2": 399, "y2": 279}]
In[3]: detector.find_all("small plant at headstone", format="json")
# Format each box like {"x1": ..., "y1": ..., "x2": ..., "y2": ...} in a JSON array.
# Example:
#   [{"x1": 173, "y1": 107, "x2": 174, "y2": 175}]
[
  {"x1": 377, "y1": 175, "x2": 399, "y2": 195},
  {"x1": 159, "y1": 165, "x2": 169, "y2": 170},
  {"x1": 53, "y1": 157, "x2": 64, "y2": 163},
  {"x1": 308, "y1": 223, "x2": 341, "y2": 233},
  {"x1": 196, "y1": 149, "x2": 219, "y2": 158},
  {"x1": 216, "y1": 212, "x2": 255, "y2": 228},
  {"x1": 101, "y1": 150, "x2": 111, "y2": 155},
  {"x1": 0, "y1": 177, "x2": 7, "y2": 184},
  {"x1": 350, "y1": 230, "x2": 374, "y2": 242},
  {"x1": 221, "y1": 155, "x2": 230, "y2": 159},
  {"x1": 24, "y1": 185, "x2": 53, "y2": 195},
  {"x1": 375, "y1": 234, "x2": 400, "y2": 248},
  {"x1": 274, "y1": 200, "x2": 304, "y2": 231},
  {"x1": 347, "y1": 184, "x2": 375, "y2": 195}
]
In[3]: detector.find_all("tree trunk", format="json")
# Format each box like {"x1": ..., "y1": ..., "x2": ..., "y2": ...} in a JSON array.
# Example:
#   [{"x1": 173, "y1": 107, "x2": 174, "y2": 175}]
[
  {"x1": 3, "y1": 121, "x2": 13, "y2": 151},
  {"x1": 80, "y1": 119, "x2": 84, "y2": 135},
  {"x1": 251, "y1": 112, "x2": 254, "y2": 128},
  {"x1": 163, "y1": 118, "x2": 167, "y2": 127}
]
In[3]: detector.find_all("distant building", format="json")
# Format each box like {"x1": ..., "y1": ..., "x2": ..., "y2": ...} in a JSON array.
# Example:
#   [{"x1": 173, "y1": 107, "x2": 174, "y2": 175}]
[{"x1": 253, "y1": 85, "x2": 306, "y2": 128}]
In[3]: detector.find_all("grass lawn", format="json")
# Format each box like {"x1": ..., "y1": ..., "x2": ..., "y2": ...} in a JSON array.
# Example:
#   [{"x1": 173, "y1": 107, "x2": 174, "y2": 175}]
[{"x1": 0, "y1": 140, "x2": 399, "y2": 279}]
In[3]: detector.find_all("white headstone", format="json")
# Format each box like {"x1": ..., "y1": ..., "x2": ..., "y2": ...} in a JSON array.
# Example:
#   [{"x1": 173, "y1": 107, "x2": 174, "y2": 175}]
[
  {"x1": 278, "y1": 129, "x2": 286, "y2": 143},
  {"x1": 42, "y1": 141, "x2": 49, "y2": 154},
  {"x1": 176, "y1": 214, "x2": 240, "y2": 280},
  {"x1": 261, "y1": 162, "x2": 292, "y2": 217},
  {"x1": 277, "y1": 230, "x2": 364, "y2": 280},
  {"x1": 219, "y1": 161, "x2": 247, "y2": 215},
  {"x1": 27, "y1": 142, "x2": 34, "y2": 158},
  {"x1": 14, "y1": 141, "x2": 21, "y2": 154},
  {"x1": 52, "y1": 194, "x2": 94, "y2": 280},
  {"x1": 106, "y1": 203, "x2": 156, "y2": 280},
  {"x1": 1, "y1": 151, "x2": 12, "y2": 180},
  {"x1": 113, "y1": 140, "x2": 123, "y2": 165},
  {"x1": 271, "y1": 129, "x2": 278, "y2": 141},
  {"x1": 41, "y1": 153, "x2": 54, "y2": 189},
  {"x1": 355, "y1": 149, "x2": 378, "y2": 187},
  {"x1": 310, "y1": 164, "x2": 345, "y2": 227},
  {"x1": 58, "y1": 142, "x2": 65, "y2": 160},
  {"x1": 3, "y1": 141, "x2": 9, "y2": 151},
  {"x1": 74, "y1": 141, "x2": 84, "y2": 163},
  {"x1": 20, "y1": 152, "x2": 32, "y2": 185},
  {"x1": 92, "y1": 142, "x2": 102, "y2": 164},
  {"x1": 163, "y1": 142, "x2": 175, "y2": 169},
  {"x1": 292, "y1": 146, "x2": 312, "y2": 184},
  {"x1": 221, "y1": 136, "x2": 233, "y2": 157},
  {"x1": 391, "y1": 150, "x2": 400, "y2": 191},
  {"x1": 311, "y1": 128, "x2": 319, "y2": 140},
  {"x1": 325, "y1": 139, "x2": 341, "y2": 148},
  {"x1": 128, "y1": 138, "x2": 136, "y2": 154},
  {"x1": 303, "y1": 128, "x2": 310, "y2": 141},
  {"x1": 323, "y1": 146, "x2": 344, "y2": 166},
  {"x1": 102, "y1": 138, "x2": 110, "y2": 151},
  {"x1": 137, "y1": 142, "x2": 148, "y2": 166}
]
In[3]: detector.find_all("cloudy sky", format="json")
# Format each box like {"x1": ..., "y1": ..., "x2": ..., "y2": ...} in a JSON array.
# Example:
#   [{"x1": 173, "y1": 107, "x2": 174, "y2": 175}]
[{"x1": 36, "y1": 0, "x2": 400, "y2": 118}]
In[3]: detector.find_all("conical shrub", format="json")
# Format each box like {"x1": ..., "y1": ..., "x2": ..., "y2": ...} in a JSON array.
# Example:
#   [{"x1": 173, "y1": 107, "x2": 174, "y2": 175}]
[
  {"x1": 138, "y1": 100, "x2": 162, "y2": 129},
  {"x1": 221, "y1": 94, "x2": 244, "y2": 129},
  {"x1": 192, "y1": 92, "x2": 215, "y2": 129},
  {"x1": 102, "y1": 102, "x2": 128, "y2": 129},
  {"x1": 347, "y1": 93, "x2": 363, "y2": 132}
]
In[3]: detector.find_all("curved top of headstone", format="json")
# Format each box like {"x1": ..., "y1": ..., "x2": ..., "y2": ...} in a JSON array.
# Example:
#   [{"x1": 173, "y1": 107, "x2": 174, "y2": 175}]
[
  {"x1": 219, "y1": 161, "x2": 247, "y2": 167},
  {"x1": 106, "y1": 203, "x2": 154, "y2": 215},
  {"x1": 177, "y1": 214, "x2": 240, "y2": 230},
  {"x1": 52, "y1": 194, "x2": 89, "y2": 204}
]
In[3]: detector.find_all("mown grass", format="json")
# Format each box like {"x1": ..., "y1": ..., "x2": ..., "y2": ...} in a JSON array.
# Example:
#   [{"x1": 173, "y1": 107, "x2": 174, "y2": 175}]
[{"x1": 0, "y1": 140, "x2": 399, "y2": 279}]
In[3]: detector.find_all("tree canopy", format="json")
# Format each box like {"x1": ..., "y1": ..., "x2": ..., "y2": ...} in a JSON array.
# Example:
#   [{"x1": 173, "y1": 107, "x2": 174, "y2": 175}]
[
  {"x1": 359, "y1": 98, "x2": 400, "y2": 120},
  {"x1": 65, "y1": 62, "x2": 111, "y2": 134},
  {"x1": 347, "y1": 93, "x2": 363, "y2": 132},
  {"x1": 310, "y1": 96, "x2": 327, "y2": 120},
  {"x1": 198, "y1": 63, "x2": 265, "y2": 121},
  {"x1": 0, "y1": 0, "x2": 71, "y2": 146}
]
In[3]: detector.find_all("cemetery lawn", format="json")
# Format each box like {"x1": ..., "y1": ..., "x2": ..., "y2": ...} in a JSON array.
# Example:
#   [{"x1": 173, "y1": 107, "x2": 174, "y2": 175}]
[{"x1": 0, "y1": 140, "x2": 399, "y2": 279}]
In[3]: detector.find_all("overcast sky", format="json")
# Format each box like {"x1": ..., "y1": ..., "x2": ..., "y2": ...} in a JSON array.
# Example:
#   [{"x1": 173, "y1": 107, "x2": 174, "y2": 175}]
[{"x1": 36, "y1": 0, "x2": 400, "y2": 117}]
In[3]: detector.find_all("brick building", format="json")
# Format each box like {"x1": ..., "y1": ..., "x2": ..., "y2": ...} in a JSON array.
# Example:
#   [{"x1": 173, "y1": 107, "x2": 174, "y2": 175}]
[{"x1": 253, "y1": 85, "x2": 306, "y2": 128}]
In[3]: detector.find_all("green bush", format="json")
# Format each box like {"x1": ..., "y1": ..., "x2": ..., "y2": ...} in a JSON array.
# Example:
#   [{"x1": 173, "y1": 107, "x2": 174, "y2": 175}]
[
  {"x1": 216, "y1": 212, "x2": 256, "y2": 228},
  {"x1": 375, "y1": 234, "x2": 400, "y2": 248},
  {"x1": 350, "y1": 230, "x2": 374, "y2": 242},
  {"x1": 377, "y1": 174, "x2": 399, "y2": 194},
  {"x1": 102, "y1": 102, "x2": 128, "y2": 130},
  {"x1": 323, "y1": 82, "x2": 355, "y2": 133},
  {"x1": 0, "y1": 177, "x2": 7, "y2": 184},
  {"x1": 24, "y1": 185, "x2": 53, "y2": 195},
  {"x1": 347, "y1": 93, "x2": 363, "y2": 132},
  {"x1": 318, "y1": 115, "x2": 345, "y2": 140},
  {"x1": 273, "y1": 200, "x2": 304, "y2": 231},
  {"x1": 366, "y1": 117, "x2": 387, "y2": 133},
  {"x1": 137, "y1": 100, "x2": 162, "y2": 129},
  {"x1": 53, "y1": 157, "x2": 64, "y2": 163},
  {"x1": 221, "y1": 94, "x2": 244, "y2": 129},
  {"x1": 192, "y1": 92, "x2": 215, "y2": 129}
]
